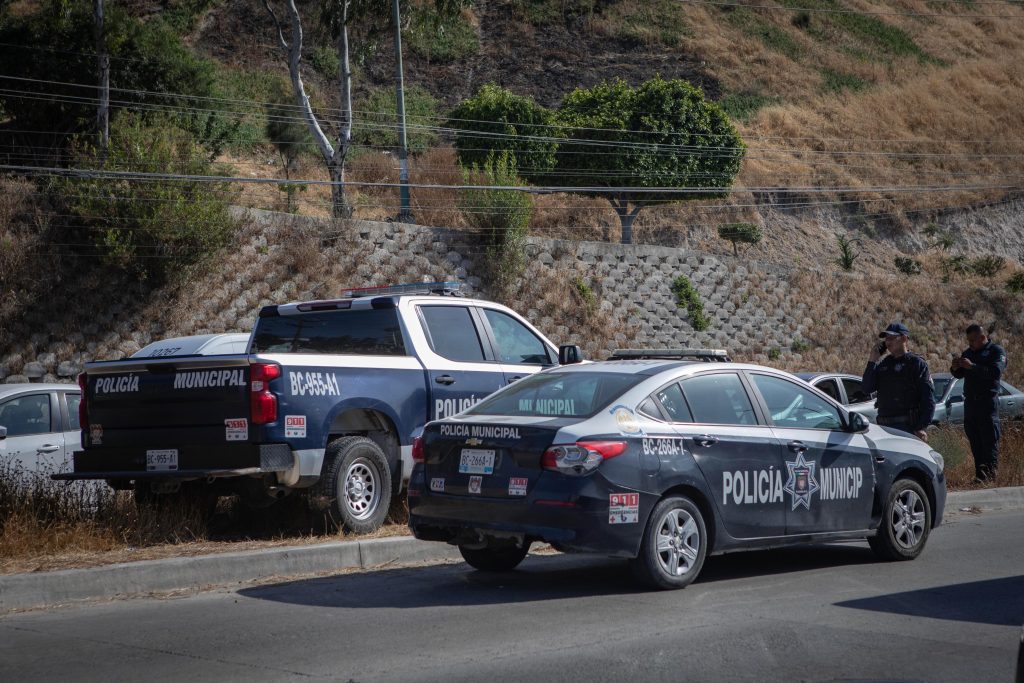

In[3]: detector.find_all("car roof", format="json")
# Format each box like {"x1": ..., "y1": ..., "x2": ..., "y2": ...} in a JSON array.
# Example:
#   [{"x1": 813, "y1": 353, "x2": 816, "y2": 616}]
[
  {"x1": 932, "y1": 372, "x2": 953, "y2": 380},
  {"x1": 0, "y1": 383, "x2": 78, "y2": 397},
  {"x1": 552, "y1": 360, "x2": 802, "y2": 379}
]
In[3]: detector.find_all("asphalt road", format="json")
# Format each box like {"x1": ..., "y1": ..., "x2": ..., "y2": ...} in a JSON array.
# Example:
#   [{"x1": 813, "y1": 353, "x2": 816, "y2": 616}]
[{"x1": 2, "y1": 510, "x2": 1022, "y2": 683}]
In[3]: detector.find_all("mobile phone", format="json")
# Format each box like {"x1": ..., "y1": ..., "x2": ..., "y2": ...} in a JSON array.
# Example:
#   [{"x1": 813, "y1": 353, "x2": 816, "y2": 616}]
[{"x1": 877, "y1": 342, "x2": 887, "y2": 354}]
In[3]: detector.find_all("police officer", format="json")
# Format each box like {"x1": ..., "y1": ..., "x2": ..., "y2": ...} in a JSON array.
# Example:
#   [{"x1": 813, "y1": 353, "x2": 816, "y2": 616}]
[
  {"x1": 862, "y1": 322, "x2": 935, "y2": 441},
  {"x1": 951, "y1": 324, "x2": 1007, "y2": 482}
]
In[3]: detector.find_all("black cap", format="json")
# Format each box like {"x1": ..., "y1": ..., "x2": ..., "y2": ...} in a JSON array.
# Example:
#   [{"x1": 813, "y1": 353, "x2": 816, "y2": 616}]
[{"x1": 879, "y1": 322, "x2": 910, "y2": 338}]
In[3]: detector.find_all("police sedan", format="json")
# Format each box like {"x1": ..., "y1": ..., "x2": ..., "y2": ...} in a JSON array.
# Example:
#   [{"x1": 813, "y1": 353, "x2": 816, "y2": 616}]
[{"x1": 408, "y1": 360, "x2": 947, "y2": 590}]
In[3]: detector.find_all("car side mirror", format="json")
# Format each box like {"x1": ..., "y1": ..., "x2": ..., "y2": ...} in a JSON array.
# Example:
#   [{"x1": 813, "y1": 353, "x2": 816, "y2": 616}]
[
  {"x1": 949, "y1": 396, "x2": 963, "y2": 405},
  {"x1": 558, "y1": 345, "x2": 583, "y2": 365},
  {"x1": 848, "y1": 412, "x2": 869, "y2": 433},
  {"x1": 0, "y1": 425, "x2": 6, "y2": 440}
]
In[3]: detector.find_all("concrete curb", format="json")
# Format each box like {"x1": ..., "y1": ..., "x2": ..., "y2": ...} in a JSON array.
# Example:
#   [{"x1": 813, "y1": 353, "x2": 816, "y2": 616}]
[
  {"x1": 946, "y1": 485, "x2": 1024, "y2": 512},
  {"x1": 0, "y1": 536, "x2": 461, "y2": 613},
  {"x1": 3, "y1": 486, "x2": 1021, "y2": 613}
]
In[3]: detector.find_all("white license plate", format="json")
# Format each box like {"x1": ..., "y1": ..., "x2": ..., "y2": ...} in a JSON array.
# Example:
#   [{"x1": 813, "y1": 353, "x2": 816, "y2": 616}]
[
  {"x1": 146, "y1": 449, "x2": 178, "y2": 472},
  {"x1": 459, "y1": 449, "x2": 495, "y2": 475}
]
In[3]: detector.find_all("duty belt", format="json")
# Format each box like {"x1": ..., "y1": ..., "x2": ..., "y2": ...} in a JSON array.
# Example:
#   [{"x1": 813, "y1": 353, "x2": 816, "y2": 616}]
[{"x1": 876, "y1": 415, "x2": 912, "y2": 426}]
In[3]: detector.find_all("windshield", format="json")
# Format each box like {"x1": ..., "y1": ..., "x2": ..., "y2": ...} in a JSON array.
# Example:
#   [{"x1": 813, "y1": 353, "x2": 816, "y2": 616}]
[
  {"x1": 467, "y1": 372, "x2": 646, "y2": 418},
  {"x1": 932, "y1": 377, "x2": 952, "y2": 401}
]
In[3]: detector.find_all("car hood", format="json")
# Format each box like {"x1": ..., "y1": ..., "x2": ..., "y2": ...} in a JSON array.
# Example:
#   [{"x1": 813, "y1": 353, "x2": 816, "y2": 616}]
[{"x1": 864, "y1": 424, "x2": 935, "y2": 460}]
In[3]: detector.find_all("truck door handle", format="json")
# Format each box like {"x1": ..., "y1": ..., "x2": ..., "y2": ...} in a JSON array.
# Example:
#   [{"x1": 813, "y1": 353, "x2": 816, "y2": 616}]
[
  {"x1": 695, "y1": 435, "x2": 718, "y2": 447},
  {"x1": 787, "y1": 440, "x2": 808, "y2": 454},
  {"x1": 36, "y1": 444, "x2": 61, "y2": 454},
  {"x1": 434, "y1": 375, "x2": 456, "y2": 386}
]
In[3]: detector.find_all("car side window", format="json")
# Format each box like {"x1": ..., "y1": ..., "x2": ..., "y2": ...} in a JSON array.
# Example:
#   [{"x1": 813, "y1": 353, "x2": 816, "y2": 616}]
[
  {"x1": 419, "y1": 306, "x2": 486, "y2": 362},
  {"x1": 0, "y1": 394, "x2": 52, "y2": 437},
  {"x1": 842, "y1": 377, "x2": 872, "y2": 404},
  {"x1": 66, "y1": 393, "x2": 82, "y2": 431},
  {"x1": 638, "y1": 397, "x2": 664, "y2": 421},
  {"x1": 751, "y1": 374, "x2": 843, "y2": 431},
  {"x1": 679, "y1": 373, "x2": 758, "y2": 426},
  {"x1": 482, "y1": 309, "x2": 551, "y2": 365},
  {"x1": 949, "y1": 380, "x2": 964, "y2": 403},
  {"x1": 998, "y1": 383, "x2": 1010, "y2": 396},
  {"x1": 815, "y1": 379, "x2": 842, "y2": 402},
  {"x1": 654, "y1": 383, "x2": 693, "y2": 423}
]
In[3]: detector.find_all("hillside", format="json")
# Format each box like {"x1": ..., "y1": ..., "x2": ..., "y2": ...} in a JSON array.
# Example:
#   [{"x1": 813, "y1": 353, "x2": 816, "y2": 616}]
[{"x1": 2, "y1": 0, "x2": 1024, "y2": 382}]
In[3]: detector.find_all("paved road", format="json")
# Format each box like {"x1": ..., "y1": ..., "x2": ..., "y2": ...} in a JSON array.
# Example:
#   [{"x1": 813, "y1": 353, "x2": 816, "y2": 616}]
[{"x1": 2, "y1": 510, "x2": 1022, "y2": 683}]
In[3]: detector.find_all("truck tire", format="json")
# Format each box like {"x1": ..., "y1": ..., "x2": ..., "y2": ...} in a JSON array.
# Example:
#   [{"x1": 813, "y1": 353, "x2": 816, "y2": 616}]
[{"x1": 316, "y1": 436, "x2": 393, "y2": 534}]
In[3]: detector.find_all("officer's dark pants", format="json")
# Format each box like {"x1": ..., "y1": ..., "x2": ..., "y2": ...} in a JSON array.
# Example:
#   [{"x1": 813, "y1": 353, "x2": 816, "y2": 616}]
[{"x1": 964, "y1": 400, "x2": 1000, "y2": 481}]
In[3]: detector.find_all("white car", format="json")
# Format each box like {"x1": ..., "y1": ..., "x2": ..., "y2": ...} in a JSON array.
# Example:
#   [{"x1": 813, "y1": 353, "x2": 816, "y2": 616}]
[{"x1": 0, "y1": 383, "x2": 81, "y2": 477}]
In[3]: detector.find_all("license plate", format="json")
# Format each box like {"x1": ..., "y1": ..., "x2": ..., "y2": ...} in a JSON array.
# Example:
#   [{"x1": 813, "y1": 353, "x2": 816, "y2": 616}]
[
  {"x1": 459, "y1": 449, "x2": 495, "y2": 475},
  {"x1": 146, "y1": 449, "x2": 178, "y2": 472}
]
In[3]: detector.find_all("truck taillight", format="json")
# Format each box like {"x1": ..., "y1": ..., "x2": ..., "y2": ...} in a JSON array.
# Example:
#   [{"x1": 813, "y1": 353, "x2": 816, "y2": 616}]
[
  {"x1": 250, "y1": 363, "x2": 281, "y2": 425},
  {"x1": 541, "y1": 440, "x2": 627, "y2": 476},
  {"x1": 412, "y1": 436, "x2": 425, "y2": 463},
  {"x1": 77, "y1": 372, "x2": 89, "y2": 428}
]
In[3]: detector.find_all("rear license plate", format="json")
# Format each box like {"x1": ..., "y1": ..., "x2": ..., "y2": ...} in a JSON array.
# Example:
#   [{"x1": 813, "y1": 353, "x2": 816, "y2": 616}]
[
  {"x1": 459, "y1": 449, "x2": 495, "y2": 475},
  {"x1": 146, "y1": 449, "x2": 178, "y2": 472}
]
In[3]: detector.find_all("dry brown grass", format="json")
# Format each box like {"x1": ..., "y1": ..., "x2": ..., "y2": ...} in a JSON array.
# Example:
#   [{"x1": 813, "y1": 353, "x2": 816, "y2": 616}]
[{"x1": 929, "y1": 421, "x2": 1024, "y2": 490}]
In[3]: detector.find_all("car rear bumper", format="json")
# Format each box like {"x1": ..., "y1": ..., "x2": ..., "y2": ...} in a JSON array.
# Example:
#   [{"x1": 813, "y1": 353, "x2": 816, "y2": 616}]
[
  {"x1": 407, "y1": 466, "x2": 650, "y2": 558},
  {"x1": 52, "y1": 443, "x2": 293, "y2": 480}
]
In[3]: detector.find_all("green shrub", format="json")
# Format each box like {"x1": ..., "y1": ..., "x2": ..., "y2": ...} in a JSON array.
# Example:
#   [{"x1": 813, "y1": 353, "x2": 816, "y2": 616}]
[
  {"x1": 835, "y1": 234, "x2": 859, "y2": 271},
  {"x1": 894, "y1": 256, "x2": 922, "y2": 276},
  {"x1": 310, "y1": 45, "x2": 341, "y2": 80},
  {"x1": 768, "y1": 347, "x2": 781, "y2": 361},
  {"x1": 791, "y1": 337, "x2": 811, "y2": 353},
  {"x1": 941, "y1": 255, "x2": 970, "y2": 281},
  {"x1": 718, "y1": 222, "x2": 764, "y2": 256},
  {"x1": 671, "y1": 276, "x2": 710, "y2": 332},
  {"x1": 722, "y1": 7, "x2": 804, "y2": 60},
  {"x1": 405, "y1": 4, "x2": 478, "y2": 63},
  {"x1": 52, "y1": 113, "x2": 236, "y2": 282},
  {"x1": 161, "y1": 0, "x2": 219, "y2": 32},
  {"x1": 449, "y1": 85, "x2": 561, "y2": 181},
  {"x1": 214, "y1": 67, "x2": 287, "y2": 151},
  {"x1": 1006, "y1": 272, "x2": 1024, "y2": 294},
  {"x1": 719, "y1": 92, "x2": 782, "y2": 122},
  {"x1": 821, "y1": 68, "x2": 868, "y2": 93},
  {"x1": 460, "y1": 153, "x2": 533, "y2": 295},
  {"x1": 970, "y1": 255, "x2": 1005, "y2": 277},
  {"x1": 571, "y1": 276, "x2": 598, "y2": 316},
  {"x1": 354, "y1": 85, "x2": 440, "y2": 154}
]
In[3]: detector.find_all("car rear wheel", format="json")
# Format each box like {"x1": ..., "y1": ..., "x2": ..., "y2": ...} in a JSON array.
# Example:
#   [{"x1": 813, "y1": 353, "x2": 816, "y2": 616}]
[
  {"x1": 459, "y1": 542, "x2": 530, "y2": 572},
  {"x1": 630, "y1": 495, "x2": 707, "y2": 590},
  {"x1": 869, "y1": 478, "x2": 932, "y2": 561},
  {"x1": 314, "y1": 436, "x2": 392, "y2": 534}
]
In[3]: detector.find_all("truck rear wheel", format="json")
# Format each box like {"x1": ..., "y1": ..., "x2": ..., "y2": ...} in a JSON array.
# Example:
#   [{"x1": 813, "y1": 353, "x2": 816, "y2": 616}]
[{"x1": 315, "y1": 436, "x2": 393, "y2": 534}]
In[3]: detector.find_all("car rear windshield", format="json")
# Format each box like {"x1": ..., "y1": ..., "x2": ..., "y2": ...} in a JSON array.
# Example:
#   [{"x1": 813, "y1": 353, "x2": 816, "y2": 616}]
[
  {"x1": 251, "y1": 309, "x2": 407, "y2": 355},
  {"x1": 467, "y1": 372, "x2": 646, "y2": 418}
]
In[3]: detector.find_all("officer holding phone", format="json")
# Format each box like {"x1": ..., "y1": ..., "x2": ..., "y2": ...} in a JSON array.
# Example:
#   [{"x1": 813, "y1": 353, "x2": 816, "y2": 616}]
[
  {"x1": 951, "y1": 323, "x2": 1007, "y2": 482},
  {"x1": 862, "y1": 322, "x2": 935, "y2": 441}
]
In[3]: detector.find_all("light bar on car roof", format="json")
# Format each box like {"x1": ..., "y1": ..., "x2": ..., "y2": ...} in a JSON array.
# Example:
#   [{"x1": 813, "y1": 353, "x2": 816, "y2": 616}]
[
  {"x1": 341, "y1": 281, "x2": 463, "y2": 298},
  {"x1": 608, "y1": 348, "x2": 731, "y2": 362}
]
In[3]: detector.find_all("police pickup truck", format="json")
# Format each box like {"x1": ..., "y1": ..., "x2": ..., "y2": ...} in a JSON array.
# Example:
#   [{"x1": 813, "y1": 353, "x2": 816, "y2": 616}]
[{"x1": 57, "y1": 282, "x2": 578, "y2": 533}]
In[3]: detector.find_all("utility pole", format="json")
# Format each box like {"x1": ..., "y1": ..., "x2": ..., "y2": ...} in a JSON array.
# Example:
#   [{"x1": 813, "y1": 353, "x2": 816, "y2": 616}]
[
  {"x1": 391, "y1": 0, "x2": 414, "y2": 223},
  {"x1": 94, "y1": 0, "x2": 109, "y2": 159}
]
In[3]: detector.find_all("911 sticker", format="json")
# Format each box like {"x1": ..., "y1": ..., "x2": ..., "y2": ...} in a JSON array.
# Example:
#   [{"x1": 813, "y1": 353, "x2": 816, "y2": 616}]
[
  {"x1": 468, "y1": 476, "x2": 483, "y2": 495},
  {"x1": 609, "y1": 493, "x2": 639, "y2": 524},
  {"x1": 430, "y1": 478, "x2": 445, "y2": 493},
  {"x1": 508, "y1": 477, "x2": 528, "y2": 496},
  {"x1": 225, "y1": 418, "x2": 248, "y2": 441},
  {"x1": 90, "y1": 424, "x2": 103, "y2": 445},
  {"x1": 284, "y1": 415, "x2": 306, "y2": 438}
]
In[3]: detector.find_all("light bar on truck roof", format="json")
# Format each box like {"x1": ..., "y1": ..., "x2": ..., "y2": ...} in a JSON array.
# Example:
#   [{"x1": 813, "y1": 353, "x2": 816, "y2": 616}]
[
  {"x1": 608, "y1": 348, "x2": 731, "y2": 362},
  {"x1": 341, "y1": 281, "x2": 463, "y2": 298}
]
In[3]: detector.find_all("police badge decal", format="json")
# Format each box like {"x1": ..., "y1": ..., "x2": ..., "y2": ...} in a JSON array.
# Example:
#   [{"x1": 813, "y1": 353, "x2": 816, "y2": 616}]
[{"x1": 784, "y1": 453, "x2": 820, "y2": 510}]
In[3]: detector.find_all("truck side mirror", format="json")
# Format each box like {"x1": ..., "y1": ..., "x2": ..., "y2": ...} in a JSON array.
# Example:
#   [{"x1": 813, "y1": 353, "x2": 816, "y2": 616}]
[
  {"x1": 0, "y1": 425, "x2": 7, "y2": 440},
  {"x1": 558, "y1": 345, "x2": 583, "y2": 365}
]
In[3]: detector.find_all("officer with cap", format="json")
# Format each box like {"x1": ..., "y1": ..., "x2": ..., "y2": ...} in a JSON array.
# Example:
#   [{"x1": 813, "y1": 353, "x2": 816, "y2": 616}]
[
  {"x1": 951, "y1": 323, "x2": 1007, "y2": 482},
  {"x1": 862, "y1": 322, "x2": 935, "y2": 441}
]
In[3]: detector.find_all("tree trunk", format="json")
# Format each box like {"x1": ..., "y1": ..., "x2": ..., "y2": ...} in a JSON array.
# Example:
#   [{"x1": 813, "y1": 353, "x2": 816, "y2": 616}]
[
  {"x1": 611, "y1": 196, "x2": 643, "y2": 245},
  {"x1": 328, "y1": 156, "x2": 351, "y2": 219},
  {"x1": 94, "y1": 0, "x2": 109, "y2": 158}
]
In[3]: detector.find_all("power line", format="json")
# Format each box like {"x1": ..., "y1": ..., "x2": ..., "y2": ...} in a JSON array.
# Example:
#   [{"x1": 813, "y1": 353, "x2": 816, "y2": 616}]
[{"x1": 680, "y1": 0, "x2": 1024, "y2": 18}]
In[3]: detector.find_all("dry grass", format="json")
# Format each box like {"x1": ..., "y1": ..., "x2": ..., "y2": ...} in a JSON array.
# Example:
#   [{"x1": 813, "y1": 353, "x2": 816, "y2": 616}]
[{"x1": 929, "y1": 421, "x2": 1024, "y2": 490}]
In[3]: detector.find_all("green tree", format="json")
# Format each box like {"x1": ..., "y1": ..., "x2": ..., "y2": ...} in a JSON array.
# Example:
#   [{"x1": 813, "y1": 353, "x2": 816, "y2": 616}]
[
  {"x1": 53, "y1": 113, "x2": 236, "y2": 282},
  {"x1": 556, "y1": 77, "x2": 746, "y2": 244},
  {"x1": 265, "y1": 81, "x2": 314, "y2": 213},
  {"x1": 449, "y1": 84, "x2": 561, "y2": 179},
  {"x1": 717, "y1": 222, "x2": 763, "y2": 256}
]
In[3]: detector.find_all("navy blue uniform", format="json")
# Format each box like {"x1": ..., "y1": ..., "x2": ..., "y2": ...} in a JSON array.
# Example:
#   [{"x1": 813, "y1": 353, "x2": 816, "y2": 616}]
[
  {"x1": 952, "y1": 342, "x2": 1007, "y2": 480},
  {"x1": 863, "y1": 353, "x2": 935, "y2": 435}
]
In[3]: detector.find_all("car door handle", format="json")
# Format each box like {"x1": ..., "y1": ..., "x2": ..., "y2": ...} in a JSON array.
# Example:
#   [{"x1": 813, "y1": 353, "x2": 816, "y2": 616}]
[
  {"x1": 36, "y1": 444, "x2": 61, "y2": 454},
  {"x1": 694, "y1": 435, "x2": 719, "y2": 447},
  {"x1": 787, "y1": 440, "x2": 808, "y2": 454},
  {"x1": 434, "y1": 375, "x2": 456, "y2": 386}
]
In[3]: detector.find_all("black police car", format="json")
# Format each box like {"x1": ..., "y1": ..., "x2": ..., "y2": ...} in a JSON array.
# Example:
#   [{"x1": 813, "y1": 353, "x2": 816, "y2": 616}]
[{"x1": 408, "y1": 360, "x2": 947, "y2": 590}]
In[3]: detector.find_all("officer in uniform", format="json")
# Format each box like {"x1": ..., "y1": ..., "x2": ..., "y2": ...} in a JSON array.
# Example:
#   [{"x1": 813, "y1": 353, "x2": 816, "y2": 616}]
[
  {"x1": 862, "y1": 322, "x2": 935, "y2": 440},
  {"x1": 951, "y1": 324, "x2": 1007, "y2": 482}
]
